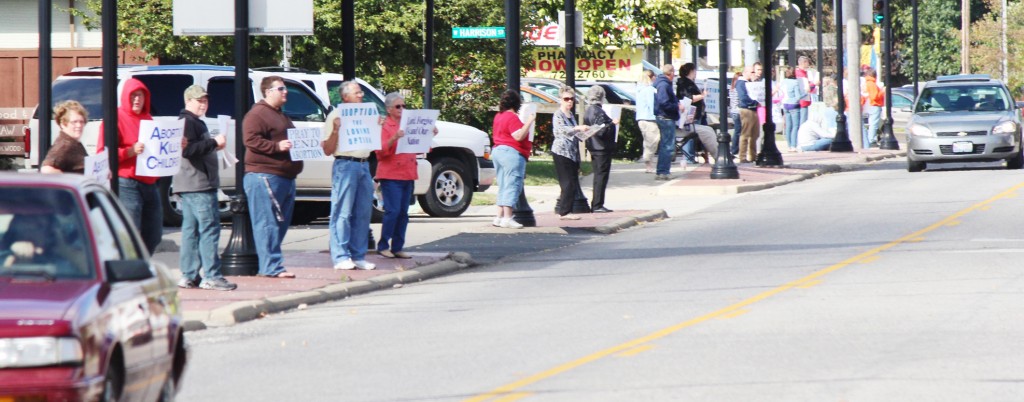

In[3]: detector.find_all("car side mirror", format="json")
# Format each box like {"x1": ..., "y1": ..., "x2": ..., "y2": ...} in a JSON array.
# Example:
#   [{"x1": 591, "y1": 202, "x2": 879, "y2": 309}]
[
  {"x1": 106, "y1": 260, "x2": 153, "y2": 282},
  {"x1": 1016, "y1": 101, "x2": 1024, "y2": 109},
  {"x1": 326, "y1": 105, "x2": 335, "y2": 113}
]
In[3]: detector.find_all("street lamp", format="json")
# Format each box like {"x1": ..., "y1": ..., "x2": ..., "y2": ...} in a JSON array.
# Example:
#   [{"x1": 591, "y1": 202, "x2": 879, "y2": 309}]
[
  {"x1": 710, "y1": 0, "x2": 739, "y2": 179},
  {"x1": 877, "y1": 0, "x2": 900, "y2": 150},
  {"x1": 830, "y1": 0, "x2": 854, "y2": 152},
  {"x1": 757, "y1": 0, "x2": 783, "y2": 167}
]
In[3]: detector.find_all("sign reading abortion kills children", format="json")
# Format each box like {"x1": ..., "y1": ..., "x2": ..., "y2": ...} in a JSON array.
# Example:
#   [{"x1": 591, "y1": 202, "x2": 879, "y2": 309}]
[
  {"x1": 84, "y1": 149, "x2": 110, "y2": 188},
  {"x1": 135, "y1": 120, "x2": 184, "y2": 177},
  {"x1": 337, "y1": 103, "x2": 382, "y2": 152},
  {"x1": 287, "y1": 127, "x2": 327, "y2": 161},
  {"x1": 397, "y1": 109, "x2": 440, "y2": 154}
]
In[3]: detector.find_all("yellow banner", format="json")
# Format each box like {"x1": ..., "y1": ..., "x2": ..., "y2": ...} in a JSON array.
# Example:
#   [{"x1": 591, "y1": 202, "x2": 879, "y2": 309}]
[{"x1": 525, "y1": 48, "x2": 642, "y2": 81}]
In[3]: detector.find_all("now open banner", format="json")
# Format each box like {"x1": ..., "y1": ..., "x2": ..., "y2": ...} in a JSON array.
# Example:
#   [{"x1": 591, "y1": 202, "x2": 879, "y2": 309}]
[{"x1": 525, "y1": 48, "x2": 642, "y2": 81}]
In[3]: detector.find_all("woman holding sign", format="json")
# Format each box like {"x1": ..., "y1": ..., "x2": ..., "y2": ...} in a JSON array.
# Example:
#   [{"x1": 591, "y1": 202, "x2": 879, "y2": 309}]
[
  {"x1": 375, "y1": 93, "x2": 437, "y2": 258},
  {"x1": 551, "y1": 86, "x2": 590, "y2": 220},
  {"x1": 97, "y1": 78, "x2": 163, "y2": 254},
  {"x1": 41, "y1": 100, "x2": 88, "y2": 175},
  {"x1": 583, "y1": 86, "x2": 618, "y2": 214},
  {"x1": 491, "y1": 90, "x2": 536, "y2": 229}
]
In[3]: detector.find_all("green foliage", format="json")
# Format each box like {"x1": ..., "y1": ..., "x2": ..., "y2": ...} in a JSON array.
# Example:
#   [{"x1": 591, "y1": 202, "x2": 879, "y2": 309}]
[
  {"x1": 892, "y1": 0, "x2": 993, "y2": 82},
  {"x1": 967, "y1": 0, "x2": 1024, "y2": 95}
]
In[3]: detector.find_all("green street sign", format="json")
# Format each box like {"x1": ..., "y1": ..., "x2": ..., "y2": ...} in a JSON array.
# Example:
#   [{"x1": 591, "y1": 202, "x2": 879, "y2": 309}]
[{"x1": 452, "y1": 26, "x2": 506, "y2": 39}]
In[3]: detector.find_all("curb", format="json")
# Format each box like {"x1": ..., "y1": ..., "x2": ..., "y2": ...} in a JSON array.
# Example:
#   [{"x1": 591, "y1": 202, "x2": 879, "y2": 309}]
[
  {"x1": 182, "y1": 252, "x2": 474, "y2": 331},
  {"x1": 591, "y1": 209, "x2": 668, "y2": 234}
]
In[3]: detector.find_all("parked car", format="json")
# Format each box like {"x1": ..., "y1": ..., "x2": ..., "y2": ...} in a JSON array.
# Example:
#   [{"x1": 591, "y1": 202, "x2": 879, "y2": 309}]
[
  {"x1": 572, "y1": 81, "x2": 636, "y2": 105},
  {"x1": 26, "y1": 65, "x2": 493, "y2": 224},
  {"x1": 0, "y1": 173, "x2": 186, "y2": 401},
  {"x1": 253, "y1": 67, "x2": 495, "y2": 220},
  {"x1": 906, "y1": 74, "x2": 1023, "y2": 172}
]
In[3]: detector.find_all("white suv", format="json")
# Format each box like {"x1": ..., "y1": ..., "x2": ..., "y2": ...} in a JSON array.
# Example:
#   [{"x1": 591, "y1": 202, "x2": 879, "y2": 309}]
[
  {"x1": 253, "y1": 67, "x2": 495, "y2": 219},
  {"x1": 26, "y1": 64, "x2": 494, "y2": 224}
]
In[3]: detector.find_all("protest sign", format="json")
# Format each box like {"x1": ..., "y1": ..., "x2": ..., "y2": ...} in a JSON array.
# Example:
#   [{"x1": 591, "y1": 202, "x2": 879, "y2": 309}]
[
  {"x1": 518, "y1": 103, "x2": 538, "y2": 142},
  {"x1": 746, "y1": 80, "x2": 766, "y2": 104},
  {"x1": 704, "y1": 79, "x2": 721, "y2": 115},
  {"x1": 601, "y1": 104, "x2": 622, "y2": 142},
  {"x1": 216, "y1": 115, "x2": 237, "y2": 169},
  {"x1": 397, "y1": 109, "x2": 440, "y2": 154},
  {"x1": 84, "y1": 149, "x2": 109, "y2": 188},
  {"x1": 337, "y1": 103, "x2": 382, "y2": 152},
  {"x1": 135, "y1": 120, "x2": 184, "y2": 177},
  {"x1": 287, "y1": 127, "x2": 327, "y2": 161}
]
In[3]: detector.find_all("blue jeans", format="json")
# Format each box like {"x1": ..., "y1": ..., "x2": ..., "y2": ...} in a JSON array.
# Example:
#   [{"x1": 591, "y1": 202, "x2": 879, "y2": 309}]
[
  {"x1": 801, "y1": 138, "x2": 833, "y2": 151},
  {"x1": 798, "y1": 105, "x2": 809, "y2": 126},
  {"x1": 117, "y1": 178, "x2": 163, "y2": 255},
  {"x1": 655, "y1": 118, "x2": 676, "y2": 175},
  {"x1": 179, "y1": 190, "x2": 222, "y2": 281},
  {"x1": 328, "y1": 159, "x2": 374, "y2": 263},
  {"x1": 784, "y1": 107, "x2": 801, "y2": 149},
  {"x1": 730, "y1": 112, "x2": 742, "y2": 155},
  {"x1": 244, "y1": 173, "x2": 295, "y2": 276},
  {"x1": 492, "y1": 145, "x2": 526, "y2": 207},
  {"x1": 378, "y1": 179, "x2": 413, "y2": 253},
  {"x1": 863, "y1": 106, "x2": 882, "y2": 147}
]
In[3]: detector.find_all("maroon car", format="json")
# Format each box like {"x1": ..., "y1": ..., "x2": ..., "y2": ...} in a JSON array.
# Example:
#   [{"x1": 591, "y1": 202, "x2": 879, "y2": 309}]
[{"x1": 0, "y1": 173, "x2": 186, "y2": 402}]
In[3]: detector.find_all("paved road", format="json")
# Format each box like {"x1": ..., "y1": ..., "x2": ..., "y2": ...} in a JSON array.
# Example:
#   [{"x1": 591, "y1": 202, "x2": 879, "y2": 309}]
[{"x1": 179, "y1": 160, "x2": 1024, "y2": 401}]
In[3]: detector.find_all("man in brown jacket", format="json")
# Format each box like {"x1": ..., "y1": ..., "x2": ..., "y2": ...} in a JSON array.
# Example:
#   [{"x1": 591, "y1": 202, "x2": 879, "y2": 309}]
[{"x1": 243, "y1": 76, "x2": 303, "y2": 278}]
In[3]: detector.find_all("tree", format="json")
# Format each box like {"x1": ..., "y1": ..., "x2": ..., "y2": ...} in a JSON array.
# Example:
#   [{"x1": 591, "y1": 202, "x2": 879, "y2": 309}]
[
  {"x1": 892, "y1": 0, "x2": 992, "y2": 82},
  {"x1": 967, "y1": 0, "x2": 1024, "y2": 94}
]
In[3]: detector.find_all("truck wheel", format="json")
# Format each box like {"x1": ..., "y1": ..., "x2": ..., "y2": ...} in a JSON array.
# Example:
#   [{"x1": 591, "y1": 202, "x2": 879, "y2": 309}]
[
  {"x1": 418, "y1": 157, "x2": 472, "y2": 217},
  {"x1": 158, "y1": 178, "x2": 232, "y2": 227}
]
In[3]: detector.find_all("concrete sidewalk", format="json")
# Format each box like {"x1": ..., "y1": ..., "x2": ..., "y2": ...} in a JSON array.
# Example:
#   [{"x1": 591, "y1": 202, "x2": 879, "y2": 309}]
[{"x1": 169, "y1": 148, "x2": 904, "y2": 330}]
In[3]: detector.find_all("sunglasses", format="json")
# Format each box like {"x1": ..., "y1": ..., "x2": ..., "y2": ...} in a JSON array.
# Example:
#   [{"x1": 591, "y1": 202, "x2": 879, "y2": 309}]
[
  {"x1": 393, "y1": 104, "x2": 406, "y2": 109},
  {"x1": 562, "y1": 97, "x2": 575, "y2": 102},
  {"x1": 273, "y1": 86, "x2": 288, "y2": 92}
]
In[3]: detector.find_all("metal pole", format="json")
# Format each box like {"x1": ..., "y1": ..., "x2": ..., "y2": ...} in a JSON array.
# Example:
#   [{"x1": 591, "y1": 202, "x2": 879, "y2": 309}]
[
  {"x1": 504, "y1": 0, "x2": 534, "y2": 226},
  {"x1": 342, "y1": 0, "x2": 356, "y2": 80},
  {"x1": 38, "y1": 0, "x2": 53, "y2": 170},
  {"x1": 424, "y1": 0, "x2": 434, "y2": 109},
  {"x1": 1002, "y1": 0, "x2": 1008, "y2": 82},
  {"x1": 962, "y1": 0, "x2": 970, "y2": 74},
  {"x1": 564, "y1": 0, "x2": 576, "y2": 88},
  {"x1": 830, "y1": 0, "x2": 853, "y2": 152},
  {"x1": 913, "y1": 0, "x2": 919, "y2": 95},
  {"x1": 758, "y1": 0, "x2": 784, "y2": 167},
  {"x1": 711, "y1": 0, "x2": 739, "y2": 179},
  {"x1": 221, "y1": 0, "x2": 258, "y2": 276},
  {"x1": 878, "y1": 0, "x2": 900, "y2": 150},
  {"x1": 816, "y1": 0, "x2": 824, "y2": 100},
  {"x1": 101, "y1": 0, "x2": 119, "y2": 192}
]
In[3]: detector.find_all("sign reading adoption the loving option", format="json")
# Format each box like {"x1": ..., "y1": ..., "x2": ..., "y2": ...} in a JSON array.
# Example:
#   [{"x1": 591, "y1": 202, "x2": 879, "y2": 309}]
[
  {"x1": 397, "y1": 109, "x2": 440, "y2": 154},
  {"x1": 135, "y1": 119, "x2": 184, "y2": 177},
  {"x1": 337, "y1": 103, "x2": 382, "y2": 152},
  {"x1": 287, "y1": 127, "x2": 327, "y2": 161}
]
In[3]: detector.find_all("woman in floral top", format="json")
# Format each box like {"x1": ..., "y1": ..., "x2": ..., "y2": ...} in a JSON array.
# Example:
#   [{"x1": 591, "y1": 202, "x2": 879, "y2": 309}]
[{"x1": 551, "y1": 86, "x2": 590, "y2": 220}]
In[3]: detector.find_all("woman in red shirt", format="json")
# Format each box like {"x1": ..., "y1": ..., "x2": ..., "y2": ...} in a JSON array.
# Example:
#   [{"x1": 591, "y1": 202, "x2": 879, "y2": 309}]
[
  {"x1": 375, "y1": 93, "x2": 436, "y2": 258},
  {"x1": 491, "y1": 90, "x2": 535, "y2": 229}
]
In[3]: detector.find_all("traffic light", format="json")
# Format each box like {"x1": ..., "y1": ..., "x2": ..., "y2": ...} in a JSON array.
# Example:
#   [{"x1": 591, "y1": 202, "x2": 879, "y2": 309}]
[{"x1": 873, "y1": 0, "x2": 885, "y2": 24}]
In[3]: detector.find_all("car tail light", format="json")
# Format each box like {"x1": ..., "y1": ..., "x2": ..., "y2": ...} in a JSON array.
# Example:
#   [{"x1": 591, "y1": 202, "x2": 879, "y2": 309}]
[
  {"x1": 483, "y1": 145, "x2": 491, "y2": 160},
  {"x1": 23, "y1": 125, "x2": 30, "y2": 157}
]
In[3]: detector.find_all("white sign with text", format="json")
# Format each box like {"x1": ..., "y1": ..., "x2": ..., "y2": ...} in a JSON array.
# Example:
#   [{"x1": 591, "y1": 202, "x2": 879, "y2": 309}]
[
  {"x1": 84, "y1": 149, "x2": 109, "y2": 188},
  {"x1": 519, "y1": 103, "x2": 538, "y2": 142},
  {"x1": 135, "y1": 119, "x2": 184, "y2": 177},
  {"x1": 337, "y1": 103, "x2": 382, "y2": 152},
  {"x1": 287, "y1": 127, "x2": 327, "y2": 161},
  {"x1": 397, "y1": 109, "x2": 440, "y2": 154}
]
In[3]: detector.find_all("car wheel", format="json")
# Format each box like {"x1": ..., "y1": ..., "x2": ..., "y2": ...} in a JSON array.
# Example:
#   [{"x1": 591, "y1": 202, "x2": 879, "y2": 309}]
[
  {"x1": 417, "y1": 157, "x2": 472, "y2": 217},
  {"x1": 158, "y1": 178, "x2": 232, "y2": 227},
  {"x1": 156, "y1": 375, "x2": 176, "y2": 402},
  {"x1": 101, "y1": 361, "x2": 124, "y2": 402},
  {"x1": 1006, "y1": 147, "x2": 1024, "y2": 169},
  {"x1": 907, "y1": 159, "x2": 925, "y2": 172}
]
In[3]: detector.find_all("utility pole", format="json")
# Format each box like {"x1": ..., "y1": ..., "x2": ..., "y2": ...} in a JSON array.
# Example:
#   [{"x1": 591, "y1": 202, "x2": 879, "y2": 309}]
[{"x1": 962, "y1": 0, "x2": 970, "y2": 73}]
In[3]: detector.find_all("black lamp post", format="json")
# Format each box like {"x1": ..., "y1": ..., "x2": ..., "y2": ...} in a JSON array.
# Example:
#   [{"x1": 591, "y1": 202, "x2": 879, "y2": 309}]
[
  {"x1": 756, "y1": 2, "x2": 784, "y2": 167},
  {"x1": 424, "y1": 0, "x2": 434, "y2": 109},
  {"x1": 816, "y1": 0, "x2": 824, "y2": 87},
  {"x1": 504, "y1": 0, "x2": 536, "y2": 226},
  {"x1": 830, "y1": 0, "x2": 854, "y2": 152},
  {"x1": 710, "y1": 0, "x2": 739, "y2": 179},
  {"x1": 220, "y1": 0, "x2": 259, "y2": 275},
  {"x1": 38, "y1": 0, "x2": 52, "y2": 171},
  {"x1": 913, "y1": 0, "x2": 919, "y2": 96},
  {"x1": 101, "y1": 0, "x2": 119, "y2": 193},
  {"x1": 878, "y1": 0, "x2": 900, "y2": 150}
]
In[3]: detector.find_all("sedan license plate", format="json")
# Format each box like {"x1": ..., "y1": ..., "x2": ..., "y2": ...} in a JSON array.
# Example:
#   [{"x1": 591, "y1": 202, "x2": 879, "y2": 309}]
[{"x1": 952, "y1": 141, "x2": 973, "y2": 153}]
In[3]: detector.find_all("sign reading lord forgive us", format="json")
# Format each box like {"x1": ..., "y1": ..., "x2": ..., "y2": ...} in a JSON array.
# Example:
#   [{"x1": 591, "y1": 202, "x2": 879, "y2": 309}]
[{"x1": 337, "y1": 103, "x2": 382, "y2": 152}]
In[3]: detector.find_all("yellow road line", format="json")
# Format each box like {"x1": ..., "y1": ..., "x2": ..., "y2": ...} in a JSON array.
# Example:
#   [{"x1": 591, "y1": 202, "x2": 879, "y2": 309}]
[
  {"x1": 858, "y1": 255, "x2": 881, "y2": 264},
  {"x1": 464, "y1": 182, "x2": 1024, "y2": 402},
  {"x1": 492, "y1": 392, "x2": 532, "y2": 402},
  {"x1": 796, "y1": 279, "x2": 823, "y2": 289},
  {"x1": 717, "y1": 309, "x2": 751, "y2": 319},
  {"x1": 615, "y1": 344, "x2": 654, "y2": 357}
]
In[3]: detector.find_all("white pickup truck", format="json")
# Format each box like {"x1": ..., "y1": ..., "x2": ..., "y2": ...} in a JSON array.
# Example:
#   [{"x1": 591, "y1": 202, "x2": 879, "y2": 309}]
[{"x1": 26, "y1": 64, "x2": 494, "y2": 225}]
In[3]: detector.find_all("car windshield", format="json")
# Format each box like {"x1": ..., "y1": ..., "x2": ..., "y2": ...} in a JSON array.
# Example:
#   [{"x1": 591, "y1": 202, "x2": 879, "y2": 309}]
[
  {"x1": 0, "y1": 188, "x2": 93, "y2": 280},
  {"x1": 916, "y1": 85, "x2": 1009, "y2": 113}
]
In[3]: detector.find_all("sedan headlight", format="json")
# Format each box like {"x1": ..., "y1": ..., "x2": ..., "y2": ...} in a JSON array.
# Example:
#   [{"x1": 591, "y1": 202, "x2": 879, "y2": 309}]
[
  {"x1": 909, "y1": 124, "x2": 935, "y2": 137},
  {"x1": 0, "y1": 337, "x2": 83, "y2": 368},
  {"x1": 992, "y1": 120, "x2": 1017, "y2": 135}
]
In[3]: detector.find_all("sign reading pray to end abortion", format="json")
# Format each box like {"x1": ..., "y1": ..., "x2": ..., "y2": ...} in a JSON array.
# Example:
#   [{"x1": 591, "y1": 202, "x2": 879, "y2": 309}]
[
  {"x1": 135, "y1": 119, "x2": 184, "y2": 177},
  {"x1": 397, "y1": 109, "x2": 440, "y2": 154},
  {"x1": 287, "y1": 127, "x2": 327, "y2": 161},
  {"x1": 337, "y1": 103, "x2": 382, "y2": 152}
]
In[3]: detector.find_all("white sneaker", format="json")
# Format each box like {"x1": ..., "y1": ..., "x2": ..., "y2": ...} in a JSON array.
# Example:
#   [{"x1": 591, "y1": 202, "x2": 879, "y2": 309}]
[
  {"x1": 492, "y1": 217, "x2": 502, "y2": 227},
  {"x1": 353, "y1": 260, "x2": 376, "y2": 270},
  {"x1": 500, "y1": 218, "x2": 523, "y2": 229},
  {"x1": 333, "y1": 258, "x2": 356, "y2": 270}
]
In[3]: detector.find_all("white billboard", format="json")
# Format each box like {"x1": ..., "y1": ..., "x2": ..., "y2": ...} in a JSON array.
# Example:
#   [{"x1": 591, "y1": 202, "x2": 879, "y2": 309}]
[{"x1": 173, "y1": 0, "x2": 314, "y2": 36}]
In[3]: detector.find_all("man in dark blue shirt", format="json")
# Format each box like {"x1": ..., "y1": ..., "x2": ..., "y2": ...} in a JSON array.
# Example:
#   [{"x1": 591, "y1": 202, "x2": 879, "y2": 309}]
[
  {"x1": 735, "y1": 62, "x2": 763, "y2": 163},
  {"x1": 653, "y1": 64, "x2": 683, "y2": 180}
]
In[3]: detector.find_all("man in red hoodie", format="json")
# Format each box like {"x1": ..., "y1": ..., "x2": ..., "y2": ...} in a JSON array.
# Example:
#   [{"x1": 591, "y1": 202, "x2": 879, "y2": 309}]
[{"x1": 98, "y1": 78, "x2": 163, "y2": 254}]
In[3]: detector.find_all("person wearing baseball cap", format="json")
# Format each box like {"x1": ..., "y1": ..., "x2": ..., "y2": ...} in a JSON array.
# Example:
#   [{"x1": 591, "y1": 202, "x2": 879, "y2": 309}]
[{"x1": 173, "y1": 84, "x2": 236, "y2": 291}]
